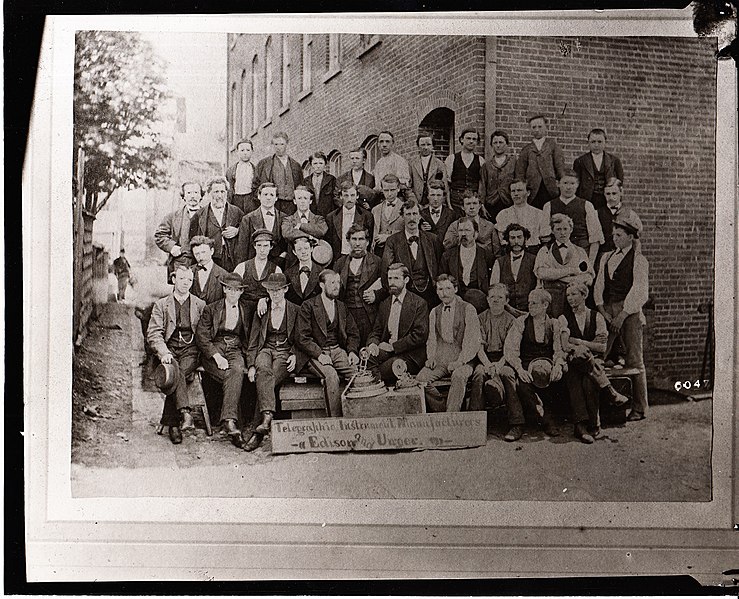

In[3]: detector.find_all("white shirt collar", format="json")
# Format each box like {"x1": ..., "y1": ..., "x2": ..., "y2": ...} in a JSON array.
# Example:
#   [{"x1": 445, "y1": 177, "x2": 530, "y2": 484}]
[{"x1": 393, "y1": 288, "x2": 407, "y2": 304}]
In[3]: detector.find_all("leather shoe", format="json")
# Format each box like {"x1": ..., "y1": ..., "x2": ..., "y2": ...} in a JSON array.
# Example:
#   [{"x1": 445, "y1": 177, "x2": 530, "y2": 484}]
[
  {"x1": 627, "y1": 410, "x2": 645, "y2": 422},
  {"x1": 504, "y1": 425, "x2": 523, "y2": 442},
  {"x1": 255, "y1": 411, "x2": 274, "y2": 435},
  {"x1": 574, "y1": 422, "x2": 594, "y2": 444},
  {"x1": 243, "y1": 432, "x2": 264, "y2": 452},
  {"x1": 223, "y1": 419, "x2": 239, "y2": 435},
  {"x1": 181, "y1": 410, "x2": 194, "y2": 430},
  {"x1": 168, "y1": 426, "x2": 183, "y2": 445},
  {"x1": 542, "y1": 418, "x2": 560, "y2": 437},
  {"x1": 609, "y1": 389, "x2": 630, "y2": 407}
]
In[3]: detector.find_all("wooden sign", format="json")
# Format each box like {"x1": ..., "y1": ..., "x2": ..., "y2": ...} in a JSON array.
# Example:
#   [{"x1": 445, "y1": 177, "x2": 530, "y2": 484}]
[{"x1": 271, "y1": 412, "x2": 487, "y2": 454}]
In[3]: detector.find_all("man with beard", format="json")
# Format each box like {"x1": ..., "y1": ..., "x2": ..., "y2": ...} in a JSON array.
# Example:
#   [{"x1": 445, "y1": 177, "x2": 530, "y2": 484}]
[
  {"x1": 155, "y1": 180, "x2": 203, "y2": 281},
  {"x1": 420, "y1": 180, "x2": 457, "y2": 242},
  {"x1": 443, "y1": 192, "x2": 502, "y2": 257},
  {"x1": 147, "y1": 265, "x2": 207, "y2": 444},
  {"x1": 189, "y1": 235, "x2": 228, "y2": 305},
  {"x1": 416, "y1": 274, "x2": 482, "y2": 413},
  {"x1": 439, "y1": 217, "x2": 494, "y2": 314},
  {"x1": 366, "y1": 263, "x2": 428, "y2": 385},
  {"x1": 444, "y1": 128, "x2": 486, "y2": 213},
  {"x1": 254, "y1": 131, "x2": 304, "y2": 215},
  {"x1": 326, "y1": 181, "x2": 375, "y2": 260},
  {"x1": 226, "y1": 139, "x2": 258, "y2": 213},
  {"x1": 333, "y1": 224, "x2": 385, "y2": 347},
  {"x1": 189, "y1": 176, "x2": 244, "y2": 272},
  {"x1": 409, "y1": 132, "x2": 447, "y2": 205},
  {"x1": 284, "y1": 234, "x2": 322, "y2": 305},
  {"x1": 381, "y1": 199, "x2": 442, "y2": 307},
  {"x1": 296, "y1": 269, "x2": 360, "y2": 417},
  {"x1": 490, "y1": 223, "x2": 538, "y2": 315}
]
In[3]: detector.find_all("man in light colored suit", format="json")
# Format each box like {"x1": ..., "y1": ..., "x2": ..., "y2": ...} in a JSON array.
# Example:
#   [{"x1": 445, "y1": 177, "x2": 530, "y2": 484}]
[
  {"x1": 443, "y1": 192, "x2": 502, "y2": 257},
  {"x1": 515, "y1": 114, "x2": 566, "y2": 209},
  {"x1": 147, "y1": 265, "x2": 207, "y2": 445},
  {"x1": 235, "y1": 182, "x2": 287, "y2": 266},
  {"x1": 409, "y1": 133, "x2": 448, "y2": 206},
  {"x1": 371, "y1": 174, "x2": 405, "y2": 256},
  {"x1": 154, "y1": 180, "x2": 203, "y2": 281}
]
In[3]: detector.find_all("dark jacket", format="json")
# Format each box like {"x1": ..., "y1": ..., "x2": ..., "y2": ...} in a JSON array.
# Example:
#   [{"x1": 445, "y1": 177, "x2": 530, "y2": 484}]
[
  {"x1": 190, "y1": 262, "x2": 229, "y2": 306},
  {"x1": 295, "y1": 294, "x2": 360, "y2": 359},
  {"x1": 367, "y1": 290, "x2": 428, "y2": 366},
  {"x1": 439, "y1": 244, "x2": 495, "y2": 295},
  {"x1": 195, "y1": 298, "x2": 251, "y2": 359},
  {"x1": 573, "y1": 151, "x2": 624, "y2": 202},
  {"x1": 234, "y1": 207, "x2": 287, "y2": 264},
  {"x1": 302, "y1": 173, "x2": 339, "y2": 217},
  {"x1": 189, "y1": 203, "x2": 245, "y2": 271},
  {"x1": 380, "y1": 230, "x2": 442, "y2": 291},
  {"x1": 333, "y1": 252, "x2": 387, "y2": 320},
  {"x1": 420, "y1": 205, "x2": 458, "y2": 243},
  {"x1": 284, "y1": 260, "x2": 322, "y2": 305},
  {"x1": 245, "y1": 299, "x2": 307, "y2": 373},
  {"x1": 325, "y1": 205, "x2": 375, "y2": 260},
  {"x1": 254, "y1": 154, "x2": 304, "y2": 198}
]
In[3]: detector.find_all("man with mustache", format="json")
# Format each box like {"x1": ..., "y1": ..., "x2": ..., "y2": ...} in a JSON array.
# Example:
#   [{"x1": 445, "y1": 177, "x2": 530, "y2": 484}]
[
  {"x1": 489, "y1": 223, "x2": 538, "y2": 315},
  {"x1": 155, "y1": 180, "x2": 203, "y2": 282},
  {"x1": 326, "y1": 181, "x2": 375, "y2": 260},
  {"x1": 420, "y1": 180, "x2": 457, "y2": 242}
]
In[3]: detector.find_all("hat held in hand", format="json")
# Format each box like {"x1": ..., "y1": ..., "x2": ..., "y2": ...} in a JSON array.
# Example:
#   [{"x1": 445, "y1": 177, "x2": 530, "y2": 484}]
[
  {"x1": 528, "y1": 357, "x2": 554, "y2": 389},
  {"x1": 154, "y1": 361, "x2": 180, "y2": 395}
]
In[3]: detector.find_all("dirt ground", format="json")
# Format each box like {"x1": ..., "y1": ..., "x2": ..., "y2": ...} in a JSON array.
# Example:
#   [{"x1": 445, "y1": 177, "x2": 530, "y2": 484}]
[{"x1": 71, "y1": 290, "x2": 713, "y2": 502}]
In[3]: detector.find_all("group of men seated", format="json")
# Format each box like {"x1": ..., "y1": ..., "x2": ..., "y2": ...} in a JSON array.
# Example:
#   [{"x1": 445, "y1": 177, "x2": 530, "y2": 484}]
[{"x1": 148, "y1": 119, "x2": 650, "y2": 452}]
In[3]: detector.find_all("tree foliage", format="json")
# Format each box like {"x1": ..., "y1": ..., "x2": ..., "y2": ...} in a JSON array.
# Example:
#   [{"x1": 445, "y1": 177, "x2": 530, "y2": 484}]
[{"x1": 74, "y1": 30, "x2": 172, "y2": 214}]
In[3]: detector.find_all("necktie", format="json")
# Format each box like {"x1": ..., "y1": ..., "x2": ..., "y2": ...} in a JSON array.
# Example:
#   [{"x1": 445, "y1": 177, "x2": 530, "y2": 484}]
[
  {"x1": 512, "y1": 254, "x2": 522, "y2": 261},
  {"x1": 408, "y1": 236, "x2": 419, "y2": 244},
  {"x1": 299, "y1": 266, "x2": 310, "y2": 274},
  {"x1": 431, "y1": 209, "x2": 440, "y2": 217}
]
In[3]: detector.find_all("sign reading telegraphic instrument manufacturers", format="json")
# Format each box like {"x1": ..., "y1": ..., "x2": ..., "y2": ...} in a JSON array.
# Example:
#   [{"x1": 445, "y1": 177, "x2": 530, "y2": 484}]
[{"x1": 271, "y1": 412, "x2": 487, "y2": 454}]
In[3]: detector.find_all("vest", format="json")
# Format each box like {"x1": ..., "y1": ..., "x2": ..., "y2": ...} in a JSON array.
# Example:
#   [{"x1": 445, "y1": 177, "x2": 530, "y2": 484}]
[
  {"x1": 458, "y1": 249, "x2": 479, "y2": 289},
  {"x1": 591, "y1": 156, "x2": 606, "y2": 197},
  {"x1": 345, "y1": 272, "x2": 364, "y2": 309},
  {"x1": 434, "y1": 302, "x2": 467, "y2": 348},
  {"x1": 499, "y1": 253, "x2": 536, "y2": 312},
  {"x1": 450, "y1": 153, "x2": 481, "y2": 194},
  {"x1": 218, "y1": 306, "x2": 244, "y2": 337},
  {"x1": 550, "y1": 197, "x2": 589, "y2": 249},
  {"x1": 324, "y1": 311, "x2": 339, "y2": 348},
  {"x1": 520, "y1": 315, "x2": 554, "y2": 367},
  {"x1": 597, "y1": 206, "x2": 616, "y2": 253},
  {"x1": 265, "y1": 309, "x2": 289, "y2": 349},
  {"x1": 564, "y1": 307, "x2": 597, "y2": 342},
  {"x1": 410, "y1": 244, "x2": 429, "y2": 292},
  {"x1": 243, "y1": 260, "x2": 278, "y2": 301},
  {"x1": 604, "y1": 247, "x2": 635, "y2": 305},
  {"x1": 174, "y1": 296, "x2": 192, "y2": 333}
]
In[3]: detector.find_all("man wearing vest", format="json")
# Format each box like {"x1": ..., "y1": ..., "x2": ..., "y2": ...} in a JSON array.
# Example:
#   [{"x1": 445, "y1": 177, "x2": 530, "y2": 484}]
[
  {"x1": 333, "y1": 224, "x2": 385, "y2": 347},
  {"x1": 594, "y1": 212, "x2": 649, "y2": 421},
  {"x1": 327, "y1": 181, "x2": 375, "y2": 260},
  {"x1": 479, "y1": 130, "x2": 517, "y2": 223},
  {"x1": 296, "y1": 269, "x2": 360, "y2": 417},
  {"x1": 444, "y1": 128, "x2": 485, "y2": 214},
  {"x1": 254, "y1": 131, "x2": 304, "y2": 215},
  {"x1": 443, "y1": 191, "x2": 502, "y2": 257},
  {"x1": 155, "y1": 180, "x2": 203, "y2": 282},
  {"x1": 409, "y1": 132, "x2": 448, "y2": 206},
  {"x1": 381, "y1": 199, "x2": 443, "y2": 307},
  {"x1": 244, "y1": 273, "x2": 307, "y2": 452},
  {"x1": 469, "y1": 284, "x2": 516, "y2": 412},
  {"x1": 226, "y1": 139, "x2": 257, "y2": 214},
  {"x1": 515, "y1": 114, "x2": 566, "y2": 210},
  {"x1": 189, "y1": 236, "x2": 228, "y2": 305},
  {"x1": 420, "y1": 180, "x2": 457, "y2": 242},
  {"x1": 284, "y1": 234, "x2": 322, "y2": 306},
  {"x1": 195, "y1": 272, "x2": 252, "y2": 447},
  {"x1": 147, "y1": 265, "x2": 207, "y2": 445},
  {"x1": 490, "y1": 223, "x2": 537, "y2": 315},
  {"x1": 534, "y1": 213, "x2": 594, "y2": 318},
  {"x1": 189, "y1": 176, "x2": 244, "y2": 272},
  {"x1": 417, "y1": 274, "x2": 482, "y2": 412},
  {"x1": 236, "y1": 182, "x2": 288, "y2": 267},
  {"x1": 573, "y1": 128, "x2": 625, "y2": 212},
  {"x1": 596, "y1": 177, "x2": 643, "y2": 258},
  {"x1": 233, "y1": 228, "x2": 282, "y2": 325},
  {"x1": 366, "y1": 263, "x2": 429, "y2": 384},
  {"x1": 541, "y1": 170, "x2": 604, "y2": 266},
  {"x1": 501, "y1": 289, "x2": 566, "y2": 441},
  {"x1": 371, "y1": 174, "x2": 405, "y2": 257},
  {"x1": 558, "y1": 282, "x2": 629, "y2": 444}
]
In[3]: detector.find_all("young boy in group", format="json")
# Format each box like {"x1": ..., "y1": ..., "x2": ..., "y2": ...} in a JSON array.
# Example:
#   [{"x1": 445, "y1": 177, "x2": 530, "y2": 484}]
[
  {"x1": 479, "y1": 130, "x2": 516, "y2": 223},
  {"x1": 515, "y1": 115, "x2": 565, "y2": 210}
]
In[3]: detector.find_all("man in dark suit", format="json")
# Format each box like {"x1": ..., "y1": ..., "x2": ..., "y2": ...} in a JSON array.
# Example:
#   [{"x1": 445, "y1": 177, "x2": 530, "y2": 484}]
[
  {"x1": 295, "y1": 269, "x2": 360, "y2": 417},
  {"x1": 573, "y1": 128, "x2": 625, "y2": 211},
  {"x1": 154, "y1": 180, "x2": 202, "y2": 281},
  {"x1": 489, "y1": 223, "x2": 537, "y2": 315},
  {"x1": 596, "y1": 177, "x2": 643, "y2": 258},
  {"x1": 301, "y1": 151, "x2": 339, "y2": 217},
  {"x1": 333, "y1": 223, "x2": 385, "y2": 347},
  {"x1": 515, "y1": 114, "x2": 566, "y2": 209},
  {"x1": 284, "y1": 234, "x2": 322, "y2": 305},
  {"x1": 189, "y1": 236, "x2": 228, "y2": 305},
  {"x1": 254, "y1": 131, "x2": 304, "y2": 215},
  {"x1": 439, "y1": 217, "x2": 495, "y2": 313},
  {"x1": 366, "y1": 262, "x2": 428, "y2": 384},
  {"x1": 381, "y1": 199, "x2": 442, "y2": 307},
  {"x1": 195, "y1": 272, "x2": 252, "y2": 447},
  {"x1": 189, "y1": 176, "x2": 244, "y2": 272},
  {"x1": 244, "y1": 273, "x2": 307, "y2": 451},
  {"x1": 336, "y1": 147, "x2": 376, "y2": 210},
  {"x1": 235, "y1": 182, "x2": 287, "y2": 266},
  {"x1": 226, "y1": 139, "x2": 258, "y2": 213},
  {"x1": 326, "y1": 182, "x2": 374, "y2": 261},
  {"x1": 420, "y1": 181, "x2": 457, "y2": 242},
  {"x1": 409, "y1": 133, "x2": 448, "y2": 206}
]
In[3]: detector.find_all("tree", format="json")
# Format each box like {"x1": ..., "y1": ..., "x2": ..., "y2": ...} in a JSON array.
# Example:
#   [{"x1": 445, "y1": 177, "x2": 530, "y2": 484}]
[{"x1": 74, "y1": 30, "x2": 172, "y2": 214}]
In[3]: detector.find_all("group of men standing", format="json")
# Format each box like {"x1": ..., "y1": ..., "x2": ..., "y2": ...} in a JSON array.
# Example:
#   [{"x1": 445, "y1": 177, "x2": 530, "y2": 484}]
[{"x1": 147, "y1": 115, "x2": 649, "y2": 452}]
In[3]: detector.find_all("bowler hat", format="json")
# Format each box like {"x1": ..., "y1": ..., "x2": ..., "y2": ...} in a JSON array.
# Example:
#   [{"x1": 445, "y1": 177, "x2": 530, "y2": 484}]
[
  {"x1": 262, "y1": 272, "x2": 289, "y2": 290},
  {"x1": 252, "y1": 228, "x2": 274, "y2": 244},
  {"x1": 613, "y1": 212, "x2": 641, "y2": 237},
  {"x1": 220, "y1": 272, "x2": 247, "y2": 289},
  {"x1": 528, "y1": 358, "x2": 554, "y2": 389},
  {"x1": 312, "y1": 239, "x2": 333, "y2": 266},
  {"x1": 154, "y1": 361, "x2": 180, "y2": 395}
]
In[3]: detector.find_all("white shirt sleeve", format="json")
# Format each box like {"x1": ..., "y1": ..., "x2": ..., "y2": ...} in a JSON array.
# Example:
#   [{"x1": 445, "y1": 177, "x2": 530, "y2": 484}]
[
  {"x1": 585, "y1": 201, "x2": 605, "y2": 244},
  {"x1": 622, "y1": 253, "x2": 649, "y2": 314}
]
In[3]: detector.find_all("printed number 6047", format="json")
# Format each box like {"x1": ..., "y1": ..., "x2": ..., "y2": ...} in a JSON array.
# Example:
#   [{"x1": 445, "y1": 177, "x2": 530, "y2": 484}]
[{"x1": 674, "y1": 380, "x2": 710, "y2": 392}]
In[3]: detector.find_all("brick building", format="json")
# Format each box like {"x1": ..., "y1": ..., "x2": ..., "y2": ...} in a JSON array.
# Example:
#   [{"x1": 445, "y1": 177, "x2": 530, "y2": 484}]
[{"x1": 225, "y1": 33, "x2": 717, "y2": 384}]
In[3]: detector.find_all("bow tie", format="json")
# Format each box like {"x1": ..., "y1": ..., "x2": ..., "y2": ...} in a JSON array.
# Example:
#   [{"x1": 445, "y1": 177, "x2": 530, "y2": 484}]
[
  {"x1": 299, "y1": 266, "x2": 311, "y2": 274},
  {"x1": 558, "y1": 243, "x2": 567, "y2": 249},
  {"x1": 430, "y1": 209, "x2": 441, "y2": 216},
  {"x1": 266, "y1": 211, "x2": 274, "y2": 217},
  {"x1": 443, "y1": 305, "x2": 451, "y2": 311},
  {"x1": 386, "y1": 201, "x2": 396, "y2": 208},
  {"x1": 408, "y1": 236, "x2": 419, "y2": 244},
  {"x1": 511, "y1": 254, "x2": 523, "y2": 261},
  {"x1": 196, "y1": 264, "x2": 207, "y2": 271}
]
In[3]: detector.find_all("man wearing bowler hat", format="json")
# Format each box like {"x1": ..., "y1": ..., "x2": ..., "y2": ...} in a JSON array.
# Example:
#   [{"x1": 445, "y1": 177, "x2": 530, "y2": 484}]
[
  {"x1": 501, "y1": 288, "x2": 567, "y2": 441},
  {"x1": 594, "y1": 211, "x2": 649, "y2": 421},
  {"x1": 147, "y1": 265, "x2": 207, "y2": 444},
  {"x1": 244, "y1": 273, "x2": 307, "y2": 451},
  {"x1": 196, "y1": 272, "x2": 251, "y2": 446}
]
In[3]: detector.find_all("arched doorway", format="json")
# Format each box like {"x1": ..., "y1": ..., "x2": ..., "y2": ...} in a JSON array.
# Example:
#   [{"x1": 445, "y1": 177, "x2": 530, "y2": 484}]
[{"x1": 418, "y1": 107, "x2": 455, "y2": 158}]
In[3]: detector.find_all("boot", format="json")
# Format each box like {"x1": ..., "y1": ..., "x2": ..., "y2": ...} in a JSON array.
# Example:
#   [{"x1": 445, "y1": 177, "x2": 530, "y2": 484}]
[
  {"x1": 168, "y1": 426, "x2": 183, "y2": 445},
  {"x1": 542, "y1": 416, "x2": 560, "y2": 437},
  {"x1": 605, "y1": 384, "x2": 629, "y2": 407},
  {"x1": 180, "y1": 409, "x2": 194, "y2": 430},
  {"x1": 255, "y1": 411, "x2": 274, "y2": 435},
  {"x1": 223, "y1": 419, "x2": 243, "y2": 447},
  {"x1": 243, "y1": 432, "x2": 264, "y2": 452},
  {"x1": 574, "y1": 421, "x2": 594, "y2": 444}
]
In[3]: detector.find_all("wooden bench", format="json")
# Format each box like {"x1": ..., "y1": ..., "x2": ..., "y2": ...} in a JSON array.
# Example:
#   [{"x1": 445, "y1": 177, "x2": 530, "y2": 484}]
[{"x1": 279, "y1": 375, "x2": 328, "y2": 419}]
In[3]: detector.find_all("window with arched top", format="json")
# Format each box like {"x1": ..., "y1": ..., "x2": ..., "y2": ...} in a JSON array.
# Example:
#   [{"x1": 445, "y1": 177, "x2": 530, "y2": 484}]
[
  {"x1": 361, "y1": 135, "x2": 380, "y2": 174},
  {"x1": 418, "y1": 107, "x2": 455, "y2": 158},
  {"x1": 301, "y1": 159, "x2": 312, "y2": 179},
  {"x1": 251, "y1": 55, "x2": 259, "y2": 130},
  {"x1": 240, "y1": 70, "x2": 248, "y2": 137},
  {"x1": 281, "y1": 34, "x2": 290, "y2": 107},
  {"x1": 230, "y1": 82, "x2": 238, "y2": 146},
  {"x1": 264, "y1": 37, "x2": 274, "y2": 121},
  {"x1": 327, "y1": 150, "x2": 342, "y2": 177}
]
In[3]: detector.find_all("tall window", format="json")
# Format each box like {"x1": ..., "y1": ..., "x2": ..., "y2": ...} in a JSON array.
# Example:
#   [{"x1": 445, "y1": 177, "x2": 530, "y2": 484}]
[
  {"x1": 264, "y1": 37, "x2": 274, "y2": 120},
  {"x1": 230, "y1": 83, "x2": 238, "y2": 146},
  {"x1": 419, "y1": 107, "x2": 455, "y2": 158},
  {"x1": 281, "y1": 34, "x2": 290, "y2": 107},
  {"x1": 327, "y1": 34, "x2": 341, "y2": 72},
  {"x1": 327, "y1": 150, "x2": 342, "y2": 177},
  {"x1": 361, "y1": 135, "x2": 380, "y2": 173},
  {"x1": 251, "y1": 55, "x2": 259, "y2": 129},
  {"x1": 240, "y1": 70, "x2": 248, "y2": 137},
  {"x1": 301, "y1": 35, "x2": 312, "y2": 92}
]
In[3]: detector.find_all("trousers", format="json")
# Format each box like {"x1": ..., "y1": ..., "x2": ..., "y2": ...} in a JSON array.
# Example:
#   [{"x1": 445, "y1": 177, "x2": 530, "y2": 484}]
[
  {"x1": 417, "y1": 362, "x2": 473, "y2": 412},
  {"x1": 369, "y1": 350, "x2": 423, "y2": 385},
  {"x1": 499, "y1": 365, "x2": 550, "y2": 426},
  {"x1": 309, "y1": 347, "x2": 357, "y2": 417},
  {"x1": 604, "y1": 301, "x2": 648, "y2": 415},
  {"x1": 469, "y1": 363, "x2": 506, "y2": 411},
  {"x1": 160, "y1": 340, "x2": 200, "y2": 426},
  {"x1": 117, "y1": 274, "x2": 129, "y2": 300},
  {"x1": 254, "y1": 346, "x2": 291, "y2": 413},
  {"x1": 200, "y1": 342, "x2": 245, "y2": 423}
]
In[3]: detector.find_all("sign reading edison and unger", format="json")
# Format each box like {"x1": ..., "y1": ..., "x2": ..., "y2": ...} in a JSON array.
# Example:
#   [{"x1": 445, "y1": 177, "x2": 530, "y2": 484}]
[{"x1": 271, "y1": 412, "x2": 487, "y2": 454}]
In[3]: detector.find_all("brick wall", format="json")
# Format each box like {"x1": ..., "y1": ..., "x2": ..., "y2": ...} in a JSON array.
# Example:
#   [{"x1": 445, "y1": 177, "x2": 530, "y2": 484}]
[{"x1": 227, "y1": 34, "x2": 717, "y2": 383}]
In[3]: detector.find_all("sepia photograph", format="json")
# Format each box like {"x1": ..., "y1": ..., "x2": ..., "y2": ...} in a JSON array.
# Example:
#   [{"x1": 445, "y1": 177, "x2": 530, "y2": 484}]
[{"x1": 23, "y1": 9, "x2": 737, "y2": 582}]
